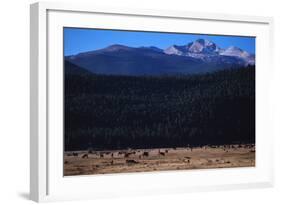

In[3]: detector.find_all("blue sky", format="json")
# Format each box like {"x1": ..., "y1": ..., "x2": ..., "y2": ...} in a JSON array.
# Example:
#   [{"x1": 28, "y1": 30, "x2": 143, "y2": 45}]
[{"x1": 64, "y1": 27, "x2": 255, "y2": 56}]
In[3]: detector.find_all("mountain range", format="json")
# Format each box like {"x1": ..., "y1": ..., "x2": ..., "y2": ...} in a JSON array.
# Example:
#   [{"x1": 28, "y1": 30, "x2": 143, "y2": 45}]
[{"x1": 65, "y1": 39, "x2": 255, "y2": 76}]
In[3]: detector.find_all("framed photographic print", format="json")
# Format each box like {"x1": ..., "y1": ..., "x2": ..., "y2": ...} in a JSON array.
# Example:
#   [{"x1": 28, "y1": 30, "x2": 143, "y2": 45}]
[{"x1": 30, "y1": 2, "x2": 274, "y2": 202}]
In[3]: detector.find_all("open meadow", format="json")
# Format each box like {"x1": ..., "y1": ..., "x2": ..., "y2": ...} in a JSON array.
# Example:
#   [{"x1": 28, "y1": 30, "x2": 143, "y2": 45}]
[{"x1": 64, "y1": 144, "x2": 255, "y2": 176}]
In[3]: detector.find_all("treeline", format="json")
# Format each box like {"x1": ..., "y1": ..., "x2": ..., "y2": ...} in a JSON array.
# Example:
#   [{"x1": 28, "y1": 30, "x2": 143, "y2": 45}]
[{"x1": 64, "y1": 64, "x2": 255, "y2": 151}]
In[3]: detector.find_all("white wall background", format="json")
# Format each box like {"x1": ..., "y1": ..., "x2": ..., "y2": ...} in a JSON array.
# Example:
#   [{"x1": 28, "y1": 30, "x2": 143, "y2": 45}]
[{"x1": 0, "y1": 0, "x2": 280, "y2": 204}]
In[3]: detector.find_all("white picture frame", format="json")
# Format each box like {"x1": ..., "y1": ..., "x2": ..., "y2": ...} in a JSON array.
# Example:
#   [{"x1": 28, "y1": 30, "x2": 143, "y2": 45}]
[{"x1": 30, "y1": 1, "x2": 274, "y2": 202}]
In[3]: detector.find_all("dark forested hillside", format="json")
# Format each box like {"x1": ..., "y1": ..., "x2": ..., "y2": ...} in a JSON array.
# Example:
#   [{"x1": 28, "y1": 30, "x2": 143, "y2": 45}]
[{"x1": 64, "y1": 64, "x2": 255, "y2": 151}]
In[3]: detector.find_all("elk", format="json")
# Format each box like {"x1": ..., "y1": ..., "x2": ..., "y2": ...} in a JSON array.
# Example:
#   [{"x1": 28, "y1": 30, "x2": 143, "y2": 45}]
[
  {"x1": 159, "y1": 152, "x2": 165, "y2": 156},
  {"x1": 124, "y1": 153, "x2": 132, "y2": 158},
  {"x1": 82, "y1": 154, "x2": 88, "y2": 158},
  {"x1": 126, "y1": 159, "x2": 138, "y2": 164},
  {"x1": 143, "y1": 151, "x2": 149, "y2": 157}
]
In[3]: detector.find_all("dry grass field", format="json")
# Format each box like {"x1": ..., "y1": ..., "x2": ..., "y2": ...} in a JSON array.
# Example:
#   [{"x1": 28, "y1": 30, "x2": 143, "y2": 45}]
[{"x1": 64, "y1": 144, "x2": 255, "y2": 176}]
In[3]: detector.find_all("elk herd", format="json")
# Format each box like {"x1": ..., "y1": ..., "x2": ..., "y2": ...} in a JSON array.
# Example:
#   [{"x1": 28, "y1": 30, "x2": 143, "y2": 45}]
[
  {"x1": 65, "y1": 144, "x2": 255, "y2": 165},
  {"x1": 67, "y1": 149, "x2": 168, "y2": 159}
]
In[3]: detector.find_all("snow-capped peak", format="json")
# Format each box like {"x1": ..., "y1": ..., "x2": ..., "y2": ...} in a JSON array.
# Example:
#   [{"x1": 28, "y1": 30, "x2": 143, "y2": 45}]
[
  {"x1": 164, "y1": 39, "x2": 220, "y2": 56},
  {"x1": 163, "y1": 39, "x2": 255, "y2": 66},
  {"x1": 164, "y1": 45, "x2": 185, "y2": 55},
  {"x1": 220, "y1": 46, "x2": 250, "y2": 58},
  {"x1": 188, "y1": 39, "x2": 220, "y2": 54},
  {"x1": 220, "y1": 46, "x2": 254, "y2": 65}
]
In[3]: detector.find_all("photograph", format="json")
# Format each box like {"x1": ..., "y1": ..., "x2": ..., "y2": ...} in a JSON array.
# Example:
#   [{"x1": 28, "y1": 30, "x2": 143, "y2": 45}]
[{"x1": 63, "y1": 28, "x2": 255, "y2": 176}]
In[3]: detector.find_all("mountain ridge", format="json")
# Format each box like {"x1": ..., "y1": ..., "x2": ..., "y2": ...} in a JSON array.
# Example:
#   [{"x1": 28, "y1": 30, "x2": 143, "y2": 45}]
[{"x1": 66, "y1": 39, "x2": 255, "y2": 76}]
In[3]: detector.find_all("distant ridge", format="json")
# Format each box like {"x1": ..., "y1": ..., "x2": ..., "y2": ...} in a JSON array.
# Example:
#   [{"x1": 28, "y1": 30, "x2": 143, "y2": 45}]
[{"x1": 65, "y1": 39, "x2": 255, "y2": 76}]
